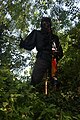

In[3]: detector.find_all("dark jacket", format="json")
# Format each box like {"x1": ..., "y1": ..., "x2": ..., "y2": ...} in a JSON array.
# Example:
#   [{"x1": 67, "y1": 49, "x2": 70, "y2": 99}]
[{"x1": 19, "y1": 29, "x2": 63, "y2": 63}]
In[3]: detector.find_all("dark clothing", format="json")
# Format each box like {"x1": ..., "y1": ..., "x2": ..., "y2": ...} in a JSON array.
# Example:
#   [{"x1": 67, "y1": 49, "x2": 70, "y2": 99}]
[
  {"x1": 20, "y1": 30, "x2": 63, "y2": 63},
  {"x1": 20, "y1": 29, "x2": 63, "y2": 86},
  {"x1": 31, "y1": 58, "x2": 51, "y2": 86}
]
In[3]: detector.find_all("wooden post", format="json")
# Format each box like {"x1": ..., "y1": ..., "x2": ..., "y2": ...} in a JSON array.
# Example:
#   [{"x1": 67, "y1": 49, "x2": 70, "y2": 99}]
[{"x1": 45, "y1": 80, "x2": 48, "y2": 95}]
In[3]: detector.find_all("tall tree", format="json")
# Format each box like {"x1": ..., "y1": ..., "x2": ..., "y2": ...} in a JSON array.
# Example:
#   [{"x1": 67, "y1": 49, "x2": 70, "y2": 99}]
[{"x1": 0, "y1": 0, "x2": 80, "y2": 79}]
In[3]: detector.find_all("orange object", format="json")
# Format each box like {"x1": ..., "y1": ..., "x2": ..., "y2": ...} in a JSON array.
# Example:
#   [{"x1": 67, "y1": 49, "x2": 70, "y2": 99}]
[{"x1": 52, "y1": 58, "x2": 57, "y2": 77}]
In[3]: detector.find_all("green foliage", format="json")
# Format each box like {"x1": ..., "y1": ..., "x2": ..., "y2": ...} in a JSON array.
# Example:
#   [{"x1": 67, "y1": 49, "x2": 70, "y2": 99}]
[
  {"x1": 0, "y1": 75, "x2": 80, "y2": 120},
  {"x1": 0, "y1": 0, "x2": 80, "y2": 120}
]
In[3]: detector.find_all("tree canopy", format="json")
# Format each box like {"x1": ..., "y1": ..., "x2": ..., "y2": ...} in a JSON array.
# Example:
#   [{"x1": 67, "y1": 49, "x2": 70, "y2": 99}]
[{"x1": 0, "y1": 0, "x2": 80, "y2": 119}]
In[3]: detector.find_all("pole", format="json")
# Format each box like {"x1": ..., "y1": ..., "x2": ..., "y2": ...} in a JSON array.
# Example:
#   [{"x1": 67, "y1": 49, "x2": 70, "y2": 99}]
[{"x1": 45, "y1": 80, "x2": 48, "y2": 95}]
